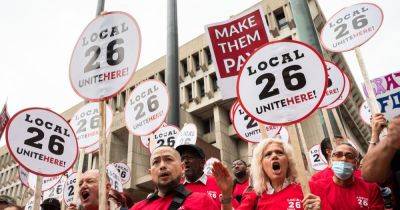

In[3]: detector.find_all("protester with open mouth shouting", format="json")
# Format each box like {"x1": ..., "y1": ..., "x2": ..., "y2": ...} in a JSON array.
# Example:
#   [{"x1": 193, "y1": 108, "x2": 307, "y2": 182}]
[{"x1": 213, "y1": 138, "x2": 321, "y2": 210}]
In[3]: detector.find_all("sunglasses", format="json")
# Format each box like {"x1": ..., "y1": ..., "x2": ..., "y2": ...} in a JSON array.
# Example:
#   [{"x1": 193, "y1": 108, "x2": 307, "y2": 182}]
[{"x1": 332, "y1": 151, "x2": 356, "y2": 160}]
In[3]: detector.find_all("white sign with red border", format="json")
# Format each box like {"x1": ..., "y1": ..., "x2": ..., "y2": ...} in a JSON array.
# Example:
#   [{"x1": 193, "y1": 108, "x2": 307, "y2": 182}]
[
  {"x1": 69, "y1": 11, "x2": 141, "y2": 101},
  {"x1": 276, "y1": 127, "x2": 289, "y2": 143},
  {"x1": 204, "y1": 158, "x2": 220, "y2": 176},
  {"x1": 140, "y1": 122, "x2": 167, "y2": 149},
  {"x1": 24, "y1": 196, "x2": 37, "y2": 210},
  {"x1": 229, "y1": 101, "x2": 239, "y2": 123},
  {"x1": 149, "y1": 125, "x2": 180, "y2": 152},
  {"x1": 320, "y1": 3, "x2": 383, "y2": 52},
  {"x1": 309, "y1": 144, "x2": 328, "y2": 171},
  {"x1": 125, "y1": 80, "x2": 169, "y2": 136},
  {"x1": 6, "y1": 108, "x2": 78, "y2": 176},
  {"x1": 177, "y1": 123, "x2": 197, "y2": 146},
  {"x1": 360, "y1": 101, "x2": 372, "y2": 125},
  {"x1": 205, "y1": 7, "x2": 270, "y2": 99},
  {"x1": 84, "y1": 141, "x2": 99, "y2": 154},
  {"x1": 319, "y1": 62, "x2": 345, "y2": 108},
  {"x1": 43, "y1": 175, "x2": 66, "y2": 201},
  {"x1": 326, "y1": 72, "x2": 351, "y2": 109},
  {"x1": 106, "y1": 164, "x2": 123, "y2": 192},
  {"x1": 70, "y1": 102, "x2": 113, "y2": 148},
  {"x1": 237, "y1": 40, "x2": 327, "y2": 126},
  {"x1": 113, "y1": 162, "x2": 131, "y2": 185},
  {"x1": 27, "y1": 171, "x2": 62, "y2": 192},
  {"x1": 232, "y1": 103, "x2": 281, "y2": 143},
  {"x1": 63, "y1": 172, "x2": 79, "y2": 207}
]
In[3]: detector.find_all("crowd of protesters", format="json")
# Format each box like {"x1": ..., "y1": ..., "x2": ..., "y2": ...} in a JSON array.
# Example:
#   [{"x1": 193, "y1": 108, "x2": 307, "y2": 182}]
[{"x1": 2, "y1": 114, "x2": 400, "y2": 210}]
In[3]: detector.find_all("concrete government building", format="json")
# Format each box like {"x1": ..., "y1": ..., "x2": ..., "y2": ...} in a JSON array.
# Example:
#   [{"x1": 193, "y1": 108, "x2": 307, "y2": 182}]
[{"x1": 0, "y1": 0, "x2": 371, "y2": 206}]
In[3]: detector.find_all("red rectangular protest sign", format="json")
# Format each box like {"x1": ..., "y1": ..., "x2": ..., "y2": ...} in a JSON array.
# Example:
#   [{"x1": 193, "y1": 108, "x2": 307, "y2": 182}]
[
  {"x1": 205, "y1": 7, "x2": 269, "y2": 99},
  {"x1": 0, "y1": 103, "x2": 9, "y2": 138}
]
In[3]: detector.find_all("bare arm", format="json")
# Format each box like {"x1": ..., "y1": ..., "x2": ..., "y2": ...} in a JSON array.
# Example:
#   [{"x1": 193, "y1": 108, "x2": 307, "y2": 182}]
[
  {"x1": 212, "y1": 162, "x2": 234, "y2": 210},
  {"x1": 362, "y1": 116, "x2": 400, "y2": 183}
]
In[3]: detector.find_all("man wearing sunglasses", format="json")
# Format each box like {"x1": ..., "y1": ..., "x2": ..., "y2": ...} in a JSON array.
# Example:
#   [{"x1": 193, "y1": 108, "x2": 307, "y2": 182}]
[{"x1": 310, "y1": 143, "x2": 384, "y2": 209}]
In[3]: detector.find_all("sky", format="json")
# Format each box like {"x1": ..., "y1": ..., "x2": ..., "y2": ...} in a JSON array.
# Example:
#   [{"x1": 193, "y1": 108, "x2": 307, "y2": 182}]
[{"x1": 0, "y1": 0, "x2": 399, "y2": 146}]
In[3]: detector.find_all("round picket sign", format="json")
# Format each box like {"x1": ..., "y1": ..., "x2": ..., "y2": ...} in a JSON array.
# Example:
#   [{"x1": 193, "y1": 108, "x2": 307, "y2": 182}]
[
  {"x1": 319, "y1": 62, "x2": 345, "y2": 108},
  {"x1": 204, "y1": 158, "x2": 220, "y2": 176},
  {"x1": 106, "y1": 164, "x2": 123, "y2": 192},
  {"x1": 275, "y1": 127, "x2": 289, "y2": 143},
  {"x1": 70, "y1": 102, "x2": 113, "y2": 148},
  {"x1": 140, "y1": 122, "x2": 167, "y2": 149},
  {"x1": 69, "y1": 11, "x2": 141, "y2": 101},
  {"x1": 125, "y1": 80, "x2": 170, "y2": 136},
  {"x1": 320, "y1": 3, "x2": 383, "y2": 52},
  {"x1": 233, "y1": 104, "x2": 280, "y2": 143},
  {"x1": 309, "y1": 144, "x2": 328, "y2": 171},
  {"x1": 176, "y1": 123, "x2": 197, "y2": 146},
  {"x1": 113, "y1": 162, "x2": 131, "y2": 184},
  {"x1": 149, "y1": 125, "x2": 179, "y2": 153},
  {"x1": 325, "y1": 72, "x2": 351, "y2": 109},
  {"x1": 27, "y1": 171, "x2": 62, "y2": 192},
  {"x1": 237, "y1": 40, "x2": 327, "y2": 126},
  {"x1": 43, "y1": 175, "x2": 66, "y2": 201},
  {"x1": 24, "y1": 196, "x2": 37, "y2": 210},
  {"x1": 84, "y1": 141, "x2": 99, "y2": 154},
  {"x1": 63, "y1": 172, "x2": 78, "y2": 207},
  {"x1": 360, "y1": 101, "x2": 372, "y2": 125},
  {"x1": 229, "y1": 100, "x2": 239, "y2": 123},
  {"x1": 6, "y1": 108, "x2": 78, "y2": 176}
]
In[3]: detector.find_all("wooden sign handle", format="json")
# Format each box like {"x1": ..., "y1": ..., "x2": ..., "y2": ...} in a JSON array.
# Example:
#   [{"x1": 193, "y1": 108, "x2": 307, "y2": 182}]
[
  {"x1": 98, "y1": 101, "x2": 107, "y2": 210},
  {"x1": 33, "y1": 176, "x2": 43, "y2": 210}
]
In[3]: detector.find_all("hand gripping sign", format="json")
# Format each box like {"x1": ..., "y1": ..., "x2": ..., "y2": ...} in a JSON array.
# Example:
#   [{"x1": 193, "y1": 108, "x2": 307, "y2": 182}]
[
  {"x1": 361, "y1": 70, "x2": 400, "y2": 122},
  {"x1": 6, "y1": 108, "x2": 78, "y2": 176},
  {"x1": 325, "y1": 72, "x2": 351, "y2": 109},
  {"x1": 320, "y1": 3, "x2": 383, "y2": 52},
  {"x1": 237, "y1": 41, "x2": 327, "y2": 126},
  {"x1": 177, "y1": 123, "x2": 197, "y2": 146},
  {"x1": 113, "y1": 162, "x2": 131, "y2": 185},
  {"x1": 70, "y1": 11, "x2": 141, "y2": 101},
  {"x1": 63, "y1": 172, "x2": 79, "y2": 207},
  {"x1": 125, "y1": 80, "x2": 169, "y2": 136},
  {"x1": 232, "y1": 103, "x2": 281, "y2": 143},
  {"x1": 70, "y1": 102, "x2": 113, "y2": 148},
  {"x1": 319, "y1": 62, "x2": 345, "y2": 108},
  {"x1": 149, "y1": 125, "x2": 180, "y2": 153},
  {"x1": 205, "y1": 7, "x2": 270, "y2": 99},
  {"x1": 106, "y1": 164, "x2": 123, "y2": 192},
  {"x1": 309, "y1": 144, "x2": 328, "y2": 171}
]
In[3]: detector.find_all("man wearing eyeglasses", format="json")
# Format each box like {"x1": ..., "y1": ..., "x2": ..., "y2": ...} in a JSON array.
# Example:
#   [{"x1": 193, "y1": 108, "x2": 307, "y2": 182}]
[{"x1": 309, "y1": 143, "x2": 384, "y2": 209}]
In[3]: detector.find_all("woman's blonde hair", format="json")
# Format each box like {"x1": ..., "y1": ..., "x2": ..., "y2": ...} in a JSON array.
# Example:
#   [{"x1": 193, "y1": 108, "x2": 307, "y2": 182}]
[{"x1": 250, "y1": 138, "x2": 298, "y2": 195}]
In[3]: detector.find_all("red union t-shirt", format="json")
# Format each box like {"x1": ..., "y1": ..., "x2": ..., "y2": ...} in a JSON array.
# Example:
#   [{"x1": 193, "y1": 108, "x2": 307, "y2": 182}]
[
  {"x1": 235, "y1": 183, "x2": 304, "y2": 210},
  {"x1": 183, "y1": 176, "x2": 221, "y2": 206},
  {"x1": 309, "y1": 176, "x2": 384, "y2": 210},
  {"x1": 233, "y1": 178, "x2": 250, "y2": 200},
  {"x1": 129, "y1": 191, "x2": 219, "y2": 210}
]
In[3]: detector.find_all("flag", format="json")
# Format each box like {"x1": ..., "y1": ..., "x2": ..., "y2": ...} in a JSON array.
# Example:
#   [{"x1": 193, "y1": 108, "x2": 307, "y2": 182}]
[{"x1": 0, "y1": 103, "x2": 10, "y2": 139}]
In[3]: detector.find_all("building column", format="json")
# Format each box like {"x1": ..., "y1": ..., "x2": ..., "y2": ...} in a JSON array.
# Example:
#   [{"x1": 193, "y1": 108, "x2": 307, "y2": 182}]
[
  {"x1": 213, "y1": 105, "x2": 238, "y2": 166},
  {"x1": 126, "y1": 133, "x2": 150, "y2": 188}
]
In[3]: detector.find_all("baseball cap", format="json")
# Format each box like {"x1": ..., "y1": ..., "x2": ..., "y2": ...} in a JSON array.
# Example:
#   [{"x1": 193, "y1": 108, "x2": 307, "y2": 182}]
[
  {"x1": 176, "y1": 144, "x2": 205, "y2": 159},
  {"x1": 40, "y1": 198, "x2": 60, "y2": 210}
]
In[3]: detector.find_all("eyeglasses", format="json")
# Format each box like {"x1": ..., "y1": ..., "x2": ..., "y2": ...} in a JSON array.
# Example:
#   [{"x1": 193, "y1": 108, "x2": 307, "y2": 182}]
[{"x1": 332, "y1": 151, "x2": 356, "y2": 160}]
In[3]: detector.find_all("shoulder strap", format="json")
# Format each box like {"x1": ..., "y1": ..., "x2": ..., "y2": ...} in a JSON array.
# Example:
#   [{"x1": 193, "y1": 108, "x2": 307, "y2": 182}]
[
  {"x1": 254, "y1": 195, "x2": 260, "y2": 210},
  {"x1": 168, "y1": 184, "x2": 192, "y2": 210}
]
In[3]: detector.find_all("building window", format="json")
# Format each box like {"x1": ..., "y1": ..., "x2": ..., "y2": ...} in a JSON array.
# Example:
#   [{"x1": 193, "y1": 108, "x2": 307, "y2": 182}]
[
  {"x1": 202, "y1": 117, "x2": 214, "y2": 134},
  {"x1": 198, "y1": 79, "x2": 205, "y2": 97},
  {"x1": 159, "y1": 70, "x2": 165, "y2": 83},
  {"x1": 121, "y1": 91, "x2": 126, "y2": 108},
  {"x1": 264, "y1": 15, "x2": 269, "y2": 26},
  {"x1": 210, "y1": 73, "x2": 218, "y2": 91},
  {"x1": 181, "y1": 59, "x2": 188, "y2": 76},
  {"x1": 185, "y1": 84, "x2": 193, "y2": 102},
  {"x1": 192, "y1": 52, "x2": 200, "y2": 71},
  {"x1": 204, "y1": 47, "x2": 213, "y2": 65},
  {"x1": 274, "y1": 8, "x2": 288, "y2": 30}
]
